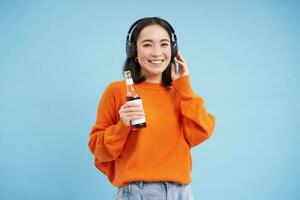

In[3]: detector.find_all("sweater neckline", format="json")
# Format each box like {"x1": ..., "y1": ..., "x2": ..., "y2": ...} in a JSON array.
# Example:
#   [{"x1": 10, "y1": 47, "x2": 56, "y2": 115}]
[{"x1": 136, "y1": 81, "x2": 171, "y2": 90}]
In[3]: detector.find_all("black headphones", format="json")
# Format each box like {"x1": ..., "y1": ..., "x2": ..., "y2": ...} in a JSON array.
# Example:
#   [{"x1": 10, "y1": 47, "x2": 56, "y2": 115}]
[{"x1": 126, "y1": 17, "x2": 178, "y2": 59}]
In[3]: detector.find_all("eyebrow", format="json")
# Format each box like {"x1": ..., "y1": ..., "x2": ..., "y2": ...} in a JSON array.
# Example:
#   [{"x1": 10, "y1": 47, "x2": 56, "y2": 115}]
[{"x1": 141, "y1": 39, "x2": 170, "y2": 43}]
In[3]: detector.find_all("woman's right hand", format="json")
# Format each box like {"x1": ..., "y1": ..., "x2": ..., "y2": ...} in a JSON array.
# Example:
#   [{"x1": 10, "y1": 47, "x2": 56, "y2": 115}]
[{"x1": 119, "y1": 101, "x2": 145, "y2": 126}]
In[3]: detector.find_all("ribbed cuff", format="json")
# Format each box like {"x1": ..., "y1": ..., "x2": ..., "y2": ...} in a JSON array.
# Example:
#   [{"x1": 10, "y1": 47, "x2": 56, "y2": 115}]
[{"x1": 105, "y1": 120, "x2": 132, "y2": 140}]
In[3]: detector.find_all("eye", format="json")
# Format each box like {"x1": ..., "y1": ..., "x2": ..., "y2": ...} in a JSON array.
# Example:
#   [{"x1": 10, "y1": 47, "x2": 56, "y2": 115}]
[
  {"x1": 143, "y1": 43, "x2": 151, "y2": 47},
  {"x1": 161, "y1": 43, "x2": 169, "y2": 47}
]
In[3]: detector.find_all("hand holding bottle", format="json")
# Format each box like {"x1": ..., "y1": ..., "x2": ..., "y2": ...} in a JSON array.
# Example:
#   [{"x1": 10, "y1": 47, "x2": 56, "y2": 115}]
[
  {"x1": 119, "y1": 101, "x2": 145, "y2": 127},
  {"x1": 121, "y1": 70, "x2": 147, "y2": 129}
]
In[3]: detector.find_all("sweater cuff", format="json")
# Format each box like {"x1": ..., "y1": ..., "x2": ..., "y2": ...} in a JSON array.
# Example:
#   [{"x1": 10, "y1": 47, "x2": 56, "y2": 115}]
[
  {"x1": 171, "y1": 76, "x2": 197, "y2": 99},
  {"x1": 105, "y1": 120, "x2": 132, "y2": 140},
  {"x1": 118, "y1": 119, "x2": 132, "y2": 131}
]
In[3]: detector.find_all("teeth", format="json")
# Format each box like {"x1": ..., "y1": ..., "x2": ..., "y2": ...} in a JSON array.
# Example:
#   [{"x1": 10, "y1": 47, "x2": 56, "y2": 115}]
[{"x1": 151, "y1": 60, "x2": 163, "y2": 64}]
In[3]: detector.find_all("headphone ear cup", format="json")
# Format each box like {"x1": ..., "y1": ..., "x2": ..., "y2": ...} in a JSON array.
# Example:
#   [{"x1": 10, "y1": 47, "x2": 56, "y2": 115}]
[
  {"x1": 171, "y1": 41, "x2": 178, "y2": 59},
  {"x1": 126, "y1": 42, "x2": 136, "y2": 59}
]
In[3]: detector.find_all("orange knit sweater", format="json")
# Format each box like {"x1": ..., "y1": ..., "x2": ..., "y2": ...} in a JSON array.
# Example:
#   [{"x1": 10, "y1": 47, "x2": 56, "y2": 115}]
[{"x1": 88, "y1": 76, "x2": 215, "y2": 186}]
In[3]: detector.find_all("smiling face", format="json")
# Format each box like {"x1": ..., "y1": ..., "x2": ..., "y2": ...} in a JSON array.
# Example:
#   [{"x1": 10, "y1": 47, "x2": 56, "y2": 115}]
[{"x1": 136, "y1": 24, "x2": 172, "y2": 83}]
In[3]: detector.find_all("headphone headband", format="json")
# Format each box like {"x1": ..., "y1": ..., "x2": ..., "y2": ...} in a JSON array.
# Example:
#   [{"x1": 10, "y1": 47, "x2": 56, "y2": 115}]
[{"x1": 126, "y1": 17, "x2": 177, "y2": 43}]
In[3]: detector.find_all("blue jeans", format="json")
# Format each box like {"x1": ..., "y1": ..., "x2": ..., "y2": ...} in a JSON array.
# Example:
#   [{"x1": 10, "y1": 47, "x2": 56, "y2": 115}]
[{"x1": 114, "y1": 181, "x2": 194, "y2": 200}]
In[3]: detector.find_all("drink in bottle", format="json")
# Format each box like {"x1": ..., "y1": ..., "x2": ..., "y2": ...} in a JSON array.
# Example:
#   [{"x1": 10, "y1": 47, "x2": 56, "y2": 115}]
[{"x1": 124, "y1": 70, "x2": 147, "y2": 129}]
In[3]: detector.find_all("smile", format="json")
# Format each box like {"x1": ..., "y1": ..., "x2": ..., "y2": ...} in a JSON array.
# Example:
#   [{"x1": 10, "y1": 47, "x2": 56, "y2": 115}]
[{"x1": 149, "y1": 60, "x2": 163, "y2": 64}]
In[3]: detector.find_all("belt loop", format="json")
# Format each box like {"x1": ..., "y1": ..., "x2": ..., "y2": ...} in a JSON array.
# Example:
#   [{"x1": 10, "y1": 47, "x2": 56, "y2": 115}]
[
  {"x1": 136, "y1": 181, "x2": 144, "y2": 189},
  {"x1": 138, "y1": 181, "x2": 143, "y2": 189},
  {"x1": 128, "y1": 182, "x2": 131, "y2": 192}
]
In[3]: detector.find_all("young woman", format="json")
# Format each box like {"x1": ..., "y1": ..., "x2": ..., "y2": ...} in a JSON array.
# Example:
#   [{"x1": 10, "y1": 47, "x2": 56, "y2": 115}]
[{"x1": 88, "y1": 17, "x2": 215, "y2": 200}]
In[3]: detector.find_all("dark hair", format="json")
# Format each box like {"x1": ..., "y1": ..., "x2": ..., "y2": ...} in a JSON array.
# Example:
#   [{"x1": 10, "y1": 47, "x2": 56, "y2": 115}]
[{"x1": 122, "y1": 17, "x2": 176, "y2": 86}]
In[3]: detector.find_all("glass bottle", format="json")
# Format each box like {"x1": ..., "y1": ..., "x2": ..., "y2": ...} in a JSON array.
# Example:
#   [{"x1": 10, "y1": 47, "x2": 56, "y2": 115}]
[{"x1": 124, "y1": 70, "x2": 147, "y2": 129}]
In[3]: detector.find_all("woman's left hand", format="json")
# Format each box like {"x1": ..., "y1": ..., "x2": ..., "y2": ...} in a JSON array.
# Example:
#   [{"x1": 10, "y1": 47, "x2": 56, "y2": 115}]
[{"x1": 171, "y1": 51, "x2": 190, "y2": 81}]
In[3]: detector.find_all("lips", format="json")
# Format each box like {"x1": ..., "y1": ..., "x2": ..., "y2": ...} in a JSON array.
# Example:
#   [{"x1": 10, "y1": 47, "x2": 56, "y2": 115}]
[{"x1": 149, "y1": 60, "x2": 163, "y2": 64}]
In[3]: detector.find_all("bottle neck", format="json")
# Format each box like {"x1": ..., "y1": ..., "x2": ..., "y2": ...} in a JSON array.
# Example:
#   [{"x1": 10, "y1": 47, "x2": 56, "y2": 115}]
[
  {"x1": 126, "y1": 78, "x2": 139, "y2": 98},
  {"x1": 126, "y1": 78, "x2": 134, "y2": 85}
]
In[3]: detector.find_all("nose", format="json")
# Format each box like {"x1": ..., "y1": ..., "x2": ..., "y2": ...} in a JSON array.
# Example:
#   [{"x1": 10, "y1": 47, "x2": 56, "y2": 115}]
[{"x1": 151, "y1": 46, "x2": 162, "y2": 57}]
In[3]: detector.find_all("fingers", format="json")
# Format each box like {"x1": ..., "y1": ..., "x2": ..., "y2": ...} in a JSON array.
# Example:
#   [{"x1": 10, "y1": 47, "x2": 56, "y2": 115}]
[
  {"x1": 174, "y1": 57, "x2": 185, "y2": 67},
  {"x1": 174, "y1": 51, "x2": 185, "y2": 66},
  {"x1": 176, "y1": 51, "x2": 185, "y2": 62},
  {"x1": 119, "y1": 102, "x2": 145, "y2": 126},
  {"x1": 173, "y1": 51, "x2": 190, "y2": 77},
  {"x1": 124, "y1": 101, "x2": 143, "y2": 107},
  {"x1": 121, "y1": 101, "x2": 144, "y2": 112}
]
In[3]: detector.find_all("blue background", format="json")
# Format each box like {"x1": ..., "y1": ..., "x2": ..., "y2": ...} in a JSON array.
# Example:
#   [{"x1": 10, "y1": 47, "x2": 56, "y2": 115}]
[{"x1": 1, "y1": 0, "x2": 299, "y2": 199}]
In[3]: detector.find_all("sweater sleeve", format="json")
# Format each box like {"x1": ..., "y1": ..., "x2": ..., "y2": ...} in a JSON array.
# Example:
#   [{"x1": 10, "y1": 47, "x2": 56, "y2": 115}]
[
  {"x1": 88, "y1": 83, "x2": 132, "y2": 162},
  {"x1": 172, "y1": 76, "x2": 216, "y2": 148}
]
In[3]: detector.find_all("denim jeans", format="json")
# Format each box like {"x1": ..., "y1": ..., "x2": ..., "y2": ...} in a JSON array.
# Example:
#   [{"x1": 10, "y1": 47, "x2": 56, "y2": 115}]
[{"x1": 114, "y1": 181, "x2": 194, "y2": 200}]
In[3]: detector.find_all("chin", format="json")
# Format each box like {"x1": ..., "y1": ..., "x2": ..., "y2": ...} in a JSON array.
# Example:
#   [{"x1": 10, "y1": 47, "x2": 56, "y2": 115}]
[{"x1": 150, "y1": 68, "x2": 166, "y2": 74}]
